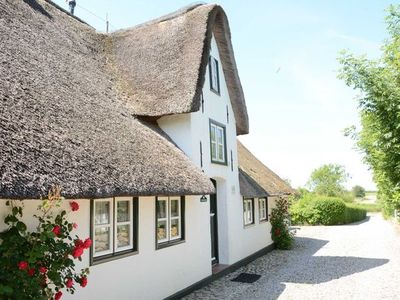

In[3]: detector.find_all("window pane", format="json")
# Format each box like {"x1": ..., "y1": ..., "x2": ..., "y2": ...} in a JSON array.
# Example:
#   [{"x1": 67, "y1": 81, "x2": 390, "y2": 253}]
[
  {"x1": 211, "y1": 142, "x2": 217, "y2": 160},
  {"x1": 117, "y1": 224, "x2": 130, "y2": 248},
  {"x1": 171, "y1": 218, "x2": 180, "y2": 238},
  {"x1": 210, "y1": 126, "x2": 216, "y2": 142},
  {"x1": 95, "y1": 201, "x2": 110, "y2": 225},
  {"x1": 157, "y1": 220, "x2": 167, "y2": 241},
  {"x1": 171, "y1": 199, "x2": 180, "y2": 217},
  {"x1": 117, "y1": 201, "x2": 130, "y2": 223},
  {"x1": 157, "y1": 200, "x2": 167, "y2": 219},
  {"x1": 218, "y1": 144, "x2": 224, "y2": 160},
  {"x1": 217, "y1": 128, "x2": 223, "y2": 144},
  {"x1": 95, "y1": 227, "x2": 110, "y2": 253}
]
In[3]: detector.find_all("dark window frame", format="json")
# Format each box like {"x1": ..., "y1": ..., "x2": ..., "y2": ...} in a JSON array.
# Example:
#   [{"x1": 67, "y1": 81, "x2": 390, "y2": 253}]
[
  {"x1": 243, "y1": 197, "x2": 255, "y2": 226},
  {"x1": 155, "y1": 196, "x2": 186, "y2": 250},
  {"x1": 258, "y1": 197, "x2": 269, "y2": 222},
  {"x1": 209, "y1": 56, "x2": 221, "y2": 95},
  {"x1": 90, "y1": 197, "x2": 139, "y2": 266},
  {"x1": 209, "y1": 119, "x2": 228, "y2": 166}
]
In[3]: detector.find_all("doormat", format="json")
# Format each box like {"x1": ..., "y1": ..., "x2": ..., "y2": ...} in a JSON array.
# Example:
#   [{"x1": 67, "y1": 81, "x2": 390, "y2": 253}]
[{"x1": 231, "y1": 273, "x2": 261, "y2": 283}]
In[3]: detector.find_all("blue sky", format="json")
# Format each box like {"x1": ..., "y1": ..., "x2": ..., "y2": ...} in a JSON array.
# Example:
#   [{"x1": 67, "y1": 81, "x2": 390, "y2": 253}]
[{"x1": 53, "y1": 0, "x2": 395, "y2": 190}]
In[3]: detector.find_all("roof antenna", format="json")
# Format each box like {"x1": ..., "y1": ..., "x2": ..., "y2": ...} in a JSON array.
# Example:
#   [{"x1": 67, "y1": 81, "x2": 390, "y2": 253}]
[{"x1": 106, "y1": 13, "x2": 109, "y2": 33}]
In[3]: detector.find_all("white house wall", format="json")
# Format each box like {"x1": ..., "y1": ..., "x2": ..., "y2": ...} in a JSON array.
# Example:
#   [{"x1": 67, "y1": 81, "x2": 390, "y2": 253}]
[
  {"x1": 0, "y1": 195, "x2": 211, "y2": 300},
  {"x1": 158, "y1": 34, "x2": 274, "y2": 266}
]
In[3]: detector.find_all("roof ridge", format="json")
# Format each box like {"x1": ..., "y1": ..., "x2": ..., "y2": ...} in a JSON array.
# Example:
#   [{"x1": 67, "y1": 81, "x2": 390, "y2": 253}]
[
  {"x1": 42, "y1": 0, "x2": 91, "y2": 27},
  {"x1": 113, "y1": 2, "x2": 209, "y2": 34}
]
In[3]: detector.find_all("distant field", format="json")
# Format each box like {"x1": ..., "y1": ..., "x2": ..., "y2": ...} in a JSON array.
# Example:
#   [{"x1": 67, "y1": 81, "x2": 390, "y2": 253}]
[{"x1": 354, "y1": 191, "x2": 381, "y2": 212}]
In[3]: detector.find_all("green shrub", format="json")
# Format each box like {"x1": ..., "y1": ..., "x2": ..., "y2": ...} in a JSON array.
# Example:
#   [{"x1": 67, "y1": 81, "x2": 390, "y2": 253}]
[
  {"x1": 270, "y1": 197, "x2": 295, "y2": 250},
  {"x1": 290, "y1": 194, "x2": 368, "y2": 225},
  {"x1": 345, "y1": 203, "x2": 368, "y2": 223},
  {"x1": 313, "y1": 198, "x2": 346, "y2": 225}
]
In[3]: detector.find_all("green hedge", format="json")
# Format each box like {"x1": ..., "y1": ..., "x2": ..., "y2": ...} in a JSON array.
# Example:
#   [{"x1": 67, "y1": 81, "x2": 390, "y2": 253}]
[{"x1": 291, "y1": 195, "x2": 367, "y2": 225}]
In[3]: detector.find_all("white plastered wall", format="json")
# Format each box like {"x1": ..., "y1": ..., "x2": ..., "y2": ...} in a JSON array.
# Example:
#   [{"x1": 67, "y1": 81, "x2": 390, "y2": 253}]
[
  {"x1": 158, "y1": 34, "x2": 274, "y2": 266},
  {"x1": 0, "y1": 195, "x2": 211, "y2": 300}
]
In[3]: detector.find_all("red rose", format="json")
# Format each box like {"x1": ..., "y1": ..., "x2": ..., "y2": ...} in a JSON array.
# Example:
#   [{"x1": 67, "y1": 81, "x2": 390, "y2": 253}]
[
  {"x1": 72, "y1": 246, "x2": 84, "y2": 258},
  {"x1": 74, "y1": 239, "x2": 83, "y2": 247},
  {"x1": 18, "y1": 261, "x2": 28, "y2": 270},
  {"x1": 39, "y1": 266, "x2": 47, "y2": 274},
  {"x1": 54, "y1": 291, "x2": 62, "y2": 300},
  {"x1": 52, "y1": 225, "x2": 61, "y2": 236},
  {"x1": 275, "y1": 228, "x2": 281, "y2": 237},
  {"x1": 66, "y1": 278, "x2": 74, "y2": 288},
  {"x1": 72, "y1": 223, "x2": 78, "y2": 229},
  {"x1": 28, "y1": 268, "x2": 35, "y2": 276},
  {"x1": 83, "y1": 238, "x2": 92, "y2": 249},
  {"x1": 70, "y1": 201, "x2": 79, "y2": 212},
  {"x1": 80, "y1": 277, "x2": 88, "y2": 288}
]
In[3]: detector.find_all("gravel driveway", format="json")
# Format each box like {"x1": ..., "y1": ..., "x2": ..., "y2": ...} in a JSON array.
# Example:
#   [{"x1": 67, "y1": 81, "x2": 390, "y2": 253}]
[{"x1": 183, "y1": 214, "x2": 400, "y2": 300}]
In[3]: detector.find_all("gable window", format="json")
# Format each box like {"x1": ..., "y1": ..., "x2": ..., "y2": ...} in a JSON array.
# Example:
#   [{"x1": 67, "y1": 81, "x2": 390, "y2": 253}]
[
  {"x1": 259, "y1": 198, "x2": 268, "y2": 222},
  {"x1": 209, "y1": 120, "x2": 227, "y2": 165},
  {"x1": 91, "y1": 197, "x2": 138, "y2": 264},
  {"x1": 209, "y1": 56, "x2": 220, "y2": 94},
  {"x1": 156, "y1": 196, "x2": 185, "y2": 248},
  {"x1": 243, "y1": 198, "x2": 254, "y2": 226}
]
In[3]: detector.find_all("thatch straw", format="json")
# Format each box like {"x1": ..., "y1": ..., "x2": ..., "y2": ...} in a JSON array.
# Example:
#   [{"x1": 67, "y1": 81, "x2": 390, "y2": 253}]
[
  {"x1": 238, "y1": 141, "x2": 295, "y2": 196},
  {"x1": 0, "y1": 0, "x2": 214, "y2": 199},
  {"x1": 110, "y1": 4, "x2": 249, "y2": 135}
]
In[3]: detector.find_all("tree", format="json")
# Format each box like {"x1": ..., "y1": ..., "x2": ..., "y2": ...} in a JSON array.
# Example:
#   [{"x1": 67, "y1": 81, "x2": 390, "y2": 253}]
[
  {"x1": 307, "y1": 164, "x2": 349, "y2": 197},
  {"x1": 352, "y1": 185, "x2": 366, "y2": 198},
  {"x1": 338, "y1": 5, "x2": 400, "y2": 215}
]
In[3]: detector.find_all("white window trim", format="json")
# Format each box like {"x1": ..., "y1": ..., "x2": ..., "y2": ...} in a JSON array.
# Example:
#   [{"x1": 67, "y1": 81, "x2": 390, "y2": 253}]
[
  {"x1": 156, "y1": 196, "x2": 183, "y2": 244},
  {"x1": 93, "y1": 197, "x2": 134, "y2": 258},
  {"x1": 115, "y1": 197, "x2": 134, "y2": 252},
  {"x1": 210, "y1": 122, "x2": 226, "y2": 164},
  {"x1": 259, "y1": 198, "x2": 267, "y2": 222},
  {"x1": 243, "y1": 198, "x2": 254, "y2": 226}
]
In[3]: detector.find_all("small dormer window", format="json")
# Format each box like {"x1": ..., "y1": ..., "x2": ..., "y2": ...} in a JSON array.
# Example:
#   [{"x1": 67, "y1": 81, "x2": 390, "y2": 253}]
[{"x1": 209, "y1": 56, "x2": 220, "y2": 94}]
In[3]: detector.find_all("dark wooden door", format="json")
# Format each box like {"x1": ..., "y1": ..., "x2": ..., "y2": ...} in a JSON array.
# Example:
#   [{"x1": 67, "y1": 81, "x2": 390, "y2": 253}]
[{"x1": 210, "y1": 179, "x2": 218, "y2": 265}]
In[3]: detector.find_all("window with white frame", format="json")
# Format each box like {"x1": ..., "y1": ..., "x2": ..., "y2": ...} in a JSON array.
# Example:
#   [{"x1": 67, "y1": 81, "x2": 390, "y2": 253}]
[
  {"x1": 210, "y1": 121, "x2": 226, "y2": 164},
  {"x1": 209, "y1": 56, "x2": 220, "y2": 94},
  {"x1": 92, "y1": 197, "x2": 137, "y2": 261},
  {"x1": 156, "y1": 196, "x2": 184, "y2": 247},
  {"x1": 259, "y1": 198, "x2": 268, "y2": 222},
  {"x1": 243, "y1": 198, "x2": 254, "y2": 226}
]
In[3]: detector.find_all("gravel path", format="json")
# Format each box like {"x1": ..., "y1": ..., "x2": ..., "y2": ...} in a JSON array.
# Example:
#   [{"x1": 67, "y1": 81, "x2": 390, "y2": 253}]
[{"x1": 184, "y1": 214, "x2": 400, "y2": 300}]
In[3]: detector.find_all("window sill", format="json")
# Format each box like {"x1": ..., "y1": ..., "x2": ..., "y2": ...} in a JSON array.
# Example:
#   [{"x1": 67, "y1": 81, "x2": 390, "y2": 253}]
[
  {"x1": 243, "y1": 223, "x2": 255, "y2": 229},
  {"x1": 156, "y1": 239, "x2": 185, "y2": 250},
  {"x1": 211, "y1": 160, "x2": 228, "y2": 166},
  {"x1": 210, "y1": 88, "x2": 221, "y2": 96},
  {"x1": 259, "y1": 219, "x2": 269, "y2": 224},
  {"x1": 91, "y1": 249, "x2": 138, "y2": 266}
]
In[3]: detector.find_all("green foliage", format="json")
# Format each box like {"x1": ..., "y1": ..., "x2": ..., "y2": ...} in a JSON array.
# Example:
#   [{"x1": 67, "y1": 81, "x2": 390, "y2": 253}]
[
  {"x1": 338, "y1": 5, "x2": 400, "y2": 216},
  {"x1": 0, "y1": 188, "x2": 90, "y2": 299},
  {"x1": 344, "y1": 203, "x2": 368, "y2": 223},
  {"x1": 349, "y1": 202, "x2": 381, "y2": 212},
  {"x1": 270, "y1": 197, "x2": 295, "y2": 250},
  {"x1": 352, "y1": 185, "x2": 366, "y2": 198},
  {"x1": 291, "y1": 194, "x2": 368, "y2": 225},
  {"x1": 307, "y1": 164, "x2": 349, "y2": 197}
]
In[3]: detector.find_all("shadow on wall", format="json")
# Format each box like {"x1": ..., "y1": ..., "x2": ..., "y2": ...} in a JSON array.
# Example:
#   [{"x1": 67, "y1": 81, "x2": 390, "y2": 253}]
[
  {"x1": 251, "y1": 237, "x2": 389, "y2": 299},
  {"x1": 23, "y1": 0, "x2": 53, "y2": 19}
]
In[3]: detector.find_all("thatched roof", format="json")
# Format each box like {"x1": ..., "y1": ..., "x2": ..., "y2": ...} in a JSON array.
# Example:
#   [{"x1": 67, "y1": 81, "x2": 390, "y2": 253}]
[
  {"x1": 0, "y1": 0, "x2": 214, "y2": 199},
  {"x1": 110, "y1": 3, "x2": 249, "y2": 135},
  {"x1": 238, "y1": 141, "x2": 295, "y2": 197},
  {"x1": 239, "y1": 169, "x2": 268, "y2": 198}
]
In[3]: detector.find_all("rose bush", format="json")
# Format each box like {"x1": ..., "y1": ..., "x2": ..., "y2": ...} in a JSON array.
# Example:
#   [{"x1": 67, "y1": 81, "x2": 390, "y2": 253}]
[
  {"x1": 0, "y1": 187, "x2": 90, "y2": 299},
  {"x1": 270, "y1": 196, "x2": 295, "y2": 250}
]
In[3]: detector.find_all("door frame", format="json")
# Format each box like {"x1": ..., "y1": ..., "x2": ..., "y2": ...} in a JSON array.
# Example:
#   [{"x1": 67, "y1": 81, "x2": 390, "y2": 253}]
[{"x1": 210, "y1": 179, "x2": 219, "y2": 265}]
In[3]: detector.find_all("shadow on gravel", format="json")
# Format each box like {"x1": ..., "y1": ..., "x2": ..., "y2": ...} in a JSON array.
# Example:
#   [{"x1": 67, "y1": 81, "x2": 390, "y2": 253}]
[
  {"x1": 264, "y1": 237, "x2": 389, "y2": 299},
  {"x1": 23, "y1": 0, "x2": 52, "y2": 19}
]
